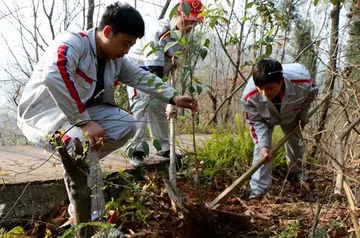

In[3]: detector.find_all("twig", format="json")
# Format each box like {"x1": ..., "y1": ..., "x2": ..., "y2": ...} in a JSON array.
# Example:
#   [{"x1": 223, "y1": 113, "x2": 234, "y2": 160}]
[
  {"x1": 309, "y1": 202, "x2": 323, "y2": 238},
  {"x1": 0, "y1": 183, "x2": 30, "y2": 222},
  {"x1": 343, "y1": 181, "x2": 360, "y2": 238}
]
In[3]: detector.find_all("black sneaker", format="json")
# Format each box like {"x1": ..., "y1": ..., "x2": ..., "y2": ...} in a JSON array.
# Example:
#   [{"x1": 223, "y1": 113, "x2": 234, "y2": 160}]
[
  {"x1": 130, "y1": 151, "x2": 146, "y2": 167},
  {"x1": 157, "y1": 150, "x2": 183, "y2": 160}
]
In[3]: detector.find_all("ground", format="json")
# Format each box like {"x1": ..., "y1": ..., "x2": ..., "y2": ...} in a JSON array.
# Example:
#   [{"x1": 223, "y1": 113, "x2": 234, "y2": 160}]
[
  {"x1": 1, "y1": 134, "x2": 358, "y2": 238},
  {"x1": 13, "y1": 167, "x2": 355, "y2": 238}
]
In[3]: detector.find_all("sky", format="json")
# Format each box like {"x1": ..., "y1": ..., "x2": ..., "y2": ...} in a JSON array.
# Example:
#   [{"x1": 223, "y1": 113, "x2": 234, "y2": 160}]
[
  {"x1": 0, "y1": 0, "x2": 163, "y2": 106},
  {"x1": 0, "y1": 0, "x2": 351, "y2": 124},
  {"x1": 0, "y1": 0, "x2": 214, "y2": 107}
]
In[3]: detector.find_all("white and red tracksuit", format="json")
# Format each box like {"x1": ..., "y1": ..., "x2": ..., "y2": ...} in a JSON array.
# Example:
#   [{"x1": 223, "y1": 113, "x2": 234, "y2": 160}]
[
  {"x1": 17, "y1": 28, "x2": 176, "y2": 220},
  {"x1": 126, "y1": 18, "x2": 184, "y2": 154},
  {"x1": 241, "y1": 63, "x2": 318, "y2": 195}
]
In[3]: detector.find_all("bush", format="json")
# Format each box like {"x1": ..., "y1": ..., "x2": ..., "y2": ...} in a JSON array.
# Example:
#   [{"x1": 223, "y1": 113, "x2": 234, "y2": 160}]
[{"x1": 186, "y1": 113, "x2": 287, "y2": 188}]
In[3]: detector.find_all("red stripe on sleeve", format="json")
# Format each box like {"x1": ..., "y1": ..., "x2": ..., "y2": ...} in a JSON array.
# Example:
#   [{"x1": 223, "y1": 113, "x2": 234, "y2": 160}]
[
  {"x1": 57, "y1": 45, "x2": 86, "y2": 113},
  {"x1": 245, "y1": 112, "x2": 258, "y2": 144},
  {"x1": 244, "y1": 89, "x2": 259, "y2": 101},
  {"x1": 290, "y1": 79, "x2": 311, "y2": 83}
]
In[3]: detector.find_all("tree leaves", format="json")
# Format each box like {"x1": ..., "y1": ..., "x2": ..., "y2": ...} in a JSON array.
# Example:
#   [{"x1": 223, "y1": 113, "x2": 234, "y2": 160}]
[
  {"x1": 142, "y1": 142, "x2": 150, "y2": 156},
  {"x1": 169, "y1": 4, "x2": 179, "y2": 20},
  {"x1": 181, "y1": 2, "x2": 191, "y2": 17},
  {"x1": 199, "y1": 47, "x2": 208, "y2": 60},
  {"x1": 153, "y1": 139, "x2": 162, "y2": 151},
  {"x1": 164, "y1": 42, "x2": 178, "y2": 53}
]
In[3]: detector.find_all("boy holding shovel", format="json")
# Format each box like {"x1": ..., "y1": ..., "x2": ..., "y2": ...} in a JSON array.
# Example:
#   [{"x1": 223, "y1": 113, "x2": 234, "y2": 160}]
[{"x1": 241, "y1": 58, "x2": 317, "y2": 199}]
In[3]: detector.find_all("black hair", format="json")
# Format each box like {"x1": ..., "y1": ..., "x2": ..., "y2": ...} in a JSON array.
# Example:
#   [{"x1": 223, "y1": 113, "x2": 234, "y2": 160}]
[
  {"x1": 253, "y1": 58, "x2": 283, "y2": 86},
  {"x1": 98, "y1": 2, "x2": 145, "y2": 38}
]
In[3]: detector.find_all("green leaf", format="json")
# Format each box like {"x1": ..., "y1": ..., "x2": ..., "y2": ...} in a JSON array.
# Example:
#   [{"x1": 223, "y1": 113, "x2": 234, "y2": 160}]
[
  {"x1": 181, "y1": 70, "x2": 190, "y2": 82},
  {"x1": 202, "y1": 38, "x2": 211, "y2": 48},
  {"x1": 267, "y1": 27, "x2": 274, "y2": 36},
  {"x1": 164, "y1": 41, "x2": 178, "y2": 53},
  {"x1": 146, "y1": 48, "x2": 160, "y2": 57},
  {"x1": 171, "y1": 30, "x2": 182, "y2": 40},
  {"x1": 240, "y1": 16, "x2": 248, "y2": 21},
  {"x1": 169, "y1": 4, "x2": 179, "y2": 19},
  {"x1": 147, "y1": 78, "x2": 155, "y2": 87},
  {"x1": 141, "y1": 42, "x2": 151, "y2": 53},
  {"x1": 199, "y1": 47, "x2": 208, "y2": 60},
  {"x1": 193, "y1": 113, "x2": 200, "y2": 121},
  {"x1": 265, "y1": 44, "x2": 273, "y2": 56},
  {"x1": 245, "y1": 2, "x2": 254, "y2": 9},
  {"x1": 181, "y1": 2, "x2": 191, "y2": 17},
  {"x1": 59, "y1": 226, "x2": 75, "y2": 238},
  {"x1": 196, "y1": 85, "x2": 203, "y2": 95},
  {"x1": 8, "y1": 226, "x2": 25, "y2": 235},
  {"x1": 314, "y1": 0, "x2": 319, "y2": 6},
  {"x1": 174, "y1": 50, "x2": 182, "y2": 56},
  {"x1": 188, "y1": 85, "x2": 196, "y2": 94},
  {"x1": 180, "y1": 37, "x2": 187, "y2": 45},
  {"x1": 162, "y1": 75, "x2": 168, "y2": 82},
  {"x1": 149, "y1": 100, "x2": 158, "y2": 108},
  {"x1": 193, "y1": 77, "x2": 202, "y2": 84},
  {"x1": 142, "y1": 142, "x2": 150, "y2": 156},
  {"x1": 155, "y1": 82, "x2": 163, "y2": 89},
  {"x1": 150, "y1": 40, "x2": 159, "y2": 49},
  {"x1": 152, "y1": 139, "x2": 162, "y2": 151}
]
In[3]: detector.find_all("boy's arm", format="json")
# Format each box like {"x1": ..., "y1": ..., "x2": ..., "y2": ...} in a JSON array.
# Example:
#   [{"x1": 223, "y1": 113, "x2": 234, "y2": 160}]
[
  {"x1": 119, "y1": 57, "x2": 176, "y2": 103},
  {"x1": 42, "y1": 32, "x2": 91, "y2": 125},
  {"x1": 242, "y1": 99, "x2": 271, "y2": 148}
]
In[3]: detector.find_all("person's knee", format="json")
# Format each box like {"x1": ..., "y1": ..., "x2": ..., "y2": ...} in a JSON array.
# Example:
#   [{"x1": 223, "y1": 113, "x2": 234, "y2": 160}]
[{"x1": 109, "y1": 114, "x2": 136, "y2": 142}]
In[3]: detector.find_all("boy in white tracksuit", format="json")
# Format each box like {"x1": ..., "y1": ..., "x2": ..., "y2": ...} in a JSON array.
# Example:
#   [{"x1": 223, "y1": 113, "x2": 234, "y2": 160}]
[
  {"x1": 17, "y1": 2, "x2": 197, "y2": 228},
  {"x1": 126, "y1": 0, "x2": 203, "y2": 166},
  {"x1": 241, "y1": 58, "x2": 317, "y2": 199}
]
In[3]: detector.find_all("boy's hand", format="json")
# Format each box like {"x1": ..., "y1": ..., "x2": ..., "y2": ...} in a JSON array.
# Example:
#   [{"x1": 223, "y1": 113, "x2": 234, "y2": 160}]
[
  {"x1": 172, "y1": 96, "x2": 198, "y2": 114},
  {"x1": 79, "y1": 121, "x2": 105, "y2": 151},
  {"x1": 300, "y1": 120, "x2": 307, "y2": 129},
  {"x1": 260, "y1": 147, "x2": 273, "y2": 161}
]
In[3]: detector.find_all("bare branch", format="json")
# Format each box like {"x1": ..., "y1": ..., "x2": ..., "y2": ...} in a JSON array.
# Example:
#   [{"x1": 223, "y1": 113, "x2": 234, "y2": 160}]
[
  {"x1": 158, "y1": 0, "x2": 171, "y2": 20},
  {"x1": 87, "y1": 0, "x2": 94, "y2": 29}
]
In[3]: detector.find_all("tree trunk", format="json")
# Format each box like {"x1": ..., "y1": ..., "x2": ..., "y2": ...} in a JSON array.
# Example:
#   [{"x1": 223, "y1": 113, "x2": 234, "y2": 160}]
[
  {"x1": 312, "y1": 1, "x2": 340, "y2": 157},
  {"x1": 158, "y1": 0, "x2": 172, "y2": 20},
  {"x1": 87, "y1": 0, "x2": 94, "y2": 30},
  {"x1": 56, "y1": 136, "x2": 94, "y2": 237},
  {"x1": 334, "y1": 117, "x2": 360, "y2": 194},
  {"x1": 207, "y1": 91, "x2": 217, "y2": 124}
]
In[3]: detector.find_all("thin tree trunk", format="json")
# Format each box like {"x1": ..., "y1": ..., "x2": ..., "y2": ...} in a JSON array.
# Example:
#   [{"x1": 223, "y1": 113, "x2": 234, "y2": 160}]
[
  {"x1": 55, "y1": 136, "x2": 94, "y2": 237},
  {"x1": 87, "y1": 0, "x2": 94, "y2": 30},
  {"x1": 158, "y1": 0, "x2": 171, "y2": 20},
  {"x1": 207, "y1": 91, "x2": 217, "y2": 124},
  {"x1": 312, "y1": 1, "x2": 340, "y2": 157},
  {"x1": 334, "y1": 116, "x2": 360, "y2": 194}
]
